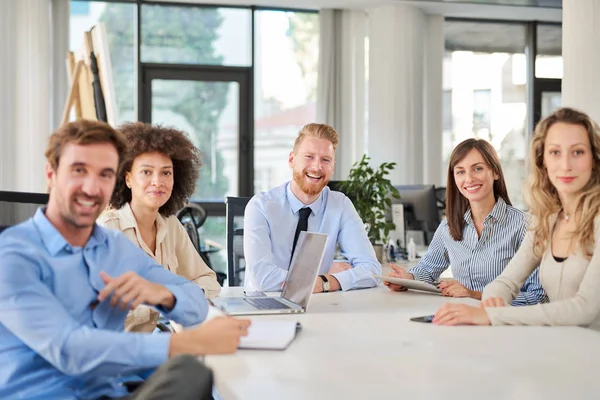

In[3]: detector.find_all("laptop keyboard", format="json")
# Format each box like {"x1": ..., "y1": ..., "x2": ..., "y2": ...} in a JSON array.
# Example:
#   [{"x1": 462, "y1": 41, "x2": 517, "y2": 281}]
[{"x1": 244, "y1": 297, "x2": 291, "y2": 310}]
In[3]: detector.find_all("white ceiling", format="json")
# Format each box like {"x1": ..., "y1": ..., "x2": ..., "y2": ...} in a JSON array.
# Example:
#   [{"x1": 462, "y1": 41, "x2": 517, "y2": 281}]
[{"x1": 149, "y1": 0, "x2": 561, "y2": 22}]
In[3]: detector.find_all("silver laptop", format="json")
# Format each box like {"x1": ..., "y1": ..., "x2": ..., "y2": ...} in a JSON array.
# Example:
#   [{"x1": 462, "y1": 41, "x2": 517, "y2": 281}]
[{"x1": 213, "y1": 232, "x2": 328, "y2": 315}]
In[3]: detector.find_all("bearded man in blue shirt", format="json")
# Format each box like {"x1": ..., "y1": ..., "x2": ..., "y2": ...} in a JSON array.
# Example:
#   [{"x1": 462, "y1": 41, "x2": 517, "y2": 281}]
[
  {"x1": 0, "y1": 120, "x2": 250, "y2": 399},
  {"x1": 244, "y1": 123, "x2": 381, "y2": 293}
]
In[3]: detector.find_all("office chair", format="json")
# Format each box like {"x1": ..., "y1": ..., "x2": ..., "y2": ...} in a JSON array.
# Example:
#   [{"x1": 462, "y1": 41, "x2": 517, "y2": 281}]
[
  {"x1": 176, "y1": 203, "x2": 226, "y2": 286},
  {"x1": 435, "y1": 186, "x2": 446, "y2": 219},
  {"x1": 226, "y1": 196, "x2": 251, "y2": 287},
  {"x1": 177, "y1": 203, "x2": 206, "y2": 252}
]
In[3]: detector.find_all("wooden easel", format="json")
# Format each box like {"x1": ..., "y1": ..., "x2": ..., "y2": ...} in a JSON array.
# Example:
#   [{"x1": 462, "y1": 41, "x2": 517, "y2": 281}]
[{"x1": 62, "y1": 24, "x2": 117, "y2": 126}]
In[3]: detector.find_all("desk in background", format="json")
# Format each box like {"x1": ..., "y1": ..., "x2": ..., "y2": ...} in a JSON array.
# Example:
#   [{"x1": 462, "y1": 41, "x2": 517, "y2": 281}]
[{"x1": 205, "y1": 286, "x2": 600, "y2": 399}]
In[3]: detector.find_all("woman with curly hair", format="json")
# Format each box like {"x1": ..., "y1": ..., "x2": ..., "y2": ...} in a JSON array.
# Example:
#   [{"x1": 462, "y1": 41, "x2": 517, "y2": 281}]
[
  {"x1": 98, "y1": 122, "x2": 220, "y2": 332},
  {"x1": 434, "y1": 107, "x2": 600, "y2": 328}
]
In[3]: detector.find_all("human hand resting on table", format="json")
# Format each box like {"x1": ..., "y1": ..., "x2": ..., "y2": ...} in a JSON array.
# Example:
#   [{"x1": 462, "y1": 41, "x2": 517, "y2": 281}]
[
  {"x1": 383, "y1": 264, "x2": 414, "y2": 292},
  {"x1": 432, "y1": 303, "x2": 490, "y2": 326},
  {"x1": 169, "y1": 317, "x2": 251, "y2": 356},
  {"x1": 437, "y1": 280, "x2": 482, "y2": 300},
  {"x1": 308, "y1": 262, "x2": 350, "y2": 293},
  {"x1": 479, "y1": 297, "x2": 506, "y2": 308}
]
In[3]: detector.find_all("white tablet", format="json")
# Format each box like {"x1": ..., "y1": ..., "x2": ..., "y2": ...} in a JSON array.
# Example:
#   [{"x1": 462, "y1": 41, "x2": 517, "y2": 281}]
[{"x1": 375, "y1": 275, "x2": 442, "y2": 294}]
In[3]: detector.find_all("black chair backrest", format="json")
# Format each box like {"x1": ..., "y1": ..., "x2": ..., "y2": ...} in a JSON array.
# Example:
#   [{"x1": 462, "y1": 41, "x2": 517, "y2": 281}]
[
  {"x1": 0, "y1": 191, "x2": 49, "y2": 229},
  {"x1": 177, "y1": 203, "x2": 206, "y2": 255},
  {"x1": 178, "y1": 203, "x2": 207, "y2": 253},
  {"x1": 176, "y1": 203, "x2": 207, "y2": 231},
  {"x1": 226, "y1": 196, "x2": 251, "y2": 287},
  {"x1": 176, "y1": 203, "x2": 228, "y2": 286},
  {"x1": 180, "y1": 218, "x2": 201, "y2": 254},
  {"x1": 435, "y1": 187, "x2": 446, "y2": 210},
  {"x1": 435, "y1": 186, "x2": 446, "y2": 219}
]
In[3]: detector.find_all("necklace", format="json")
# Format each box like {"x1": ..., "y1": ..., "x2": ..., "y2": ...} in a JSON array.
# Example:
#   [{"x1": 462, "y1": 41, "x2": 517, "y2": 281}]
[{"x1": 562, "y1": 210, "x2": 572, "y2": 222}]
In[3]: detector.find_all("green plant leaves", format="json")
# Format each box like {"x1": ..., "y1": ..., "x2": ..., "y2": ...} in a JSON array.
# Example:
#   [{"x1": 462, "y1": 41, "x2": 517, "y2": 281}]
[{"x1": 339, "y1": 154, "x2": 400, "y2": 245}]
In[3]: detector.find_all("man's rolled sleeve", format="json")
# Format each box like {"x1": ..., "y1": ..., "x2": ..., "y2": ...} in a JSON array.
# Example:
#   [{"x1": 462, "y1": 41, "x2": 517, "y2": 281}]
[{"x1": 336, "y1": 198, "x2": 381, "y2": 290}]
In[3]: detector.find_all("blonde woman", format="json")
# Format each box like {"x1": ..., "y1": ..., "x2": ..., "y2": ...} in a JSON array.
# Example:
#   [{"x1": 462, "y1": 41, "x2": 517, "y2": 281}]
[{"x1": 434, "y1": 107, "x2": 600, "y2": 328}]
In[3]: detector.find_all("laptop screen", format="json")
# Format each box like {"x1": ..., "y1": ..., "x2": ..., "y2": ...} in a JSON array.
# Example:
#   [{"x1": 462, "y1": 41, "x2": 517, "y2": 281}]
[{"x1": 282, "y1": 232, "x2": 328, "y2": 309}]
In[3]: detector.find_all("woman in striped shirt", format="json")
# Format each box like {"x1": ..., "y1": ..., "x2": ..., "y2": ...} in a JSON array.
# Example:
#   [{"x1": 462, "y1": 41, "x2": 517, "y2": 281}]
[{"x1": 384, "y1": 139, "x2": 546, "y2": 306}]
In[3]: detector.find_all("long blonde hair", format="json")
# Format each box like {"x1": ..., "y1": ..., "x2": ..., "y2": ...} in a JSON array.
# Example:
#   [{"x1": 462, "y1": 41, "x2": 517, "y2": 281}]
[{"x1": 526, "y1": 107, "x2": 600, "y2": 258}]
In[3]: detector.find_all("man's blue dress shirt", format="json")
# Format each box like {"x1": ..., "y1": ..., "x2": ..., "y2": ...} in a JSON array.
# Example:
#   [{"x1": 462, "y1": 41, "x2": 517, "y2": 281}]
[
  {"x1": 0, "y1": 209, "x2": 208, "y2": 399},
  {"x1": 244, "y1": 182, "x2": 381, "y2": 291}
]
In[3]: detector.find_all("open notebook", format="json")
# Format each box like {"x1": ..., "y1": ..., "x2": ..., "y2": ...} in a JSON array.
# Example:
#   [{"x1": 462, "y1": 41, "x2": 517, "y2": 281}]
[
  {"x1": 205, "y1": 305, "x2": 300, "y2": 350},
  {"x1": 239, "y1": 320, "x2": 300, "y2": 350}
]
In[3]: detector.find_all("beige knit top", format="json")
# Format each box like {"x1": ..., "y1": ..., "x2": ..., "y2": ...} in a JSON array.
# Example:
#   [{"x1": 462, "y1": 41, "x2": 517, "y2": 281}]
[{"x1": 483, "y1": 214, "x2": 600, "y2": 329}]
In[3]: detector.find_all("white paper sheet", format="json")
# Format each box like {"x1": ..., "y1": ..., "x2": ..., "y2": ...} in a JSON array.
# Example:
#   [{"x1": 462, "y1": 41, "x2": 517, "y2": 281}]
[{"x1": 239, "y1": 320, "x2": 299, "y2": 350}]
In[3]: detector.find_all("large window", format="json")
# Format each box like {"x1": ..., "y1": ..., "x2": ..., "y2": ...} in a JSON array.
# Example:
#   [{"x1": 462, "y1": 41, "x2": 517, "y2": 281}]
[
  {"x1": 70, "y1": 2, "x2": 319, "y2": 199},
  {"x1": 535, "y1": 23, "x2": 562, "y2": 120},
  {"x1": 141, "y1": 5, "x2": 251, "y2": 66},
  {"x1": 536, "y1": 24, "x2": 562, "y2": 79},
  {"x1": 149, "y1": 78, "x2": 241, "y2": 200},
  {"x1": 70, "y1": 1, "x2": 319, "y2": 277},
  {"x1": 444, "y1": 21, "x2": 528, "y2": 208},
  {"x1": 253, "y1": 10, "x2": 319, "y2": 193}
]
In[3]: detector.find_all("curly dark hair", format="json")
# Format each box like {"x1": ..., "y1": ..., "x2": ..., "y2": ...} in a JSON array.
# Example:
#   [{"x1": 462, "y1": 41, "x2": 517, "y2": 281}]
[{"x1": 109, "y1": 122, "x2": 202, "y2": 217}]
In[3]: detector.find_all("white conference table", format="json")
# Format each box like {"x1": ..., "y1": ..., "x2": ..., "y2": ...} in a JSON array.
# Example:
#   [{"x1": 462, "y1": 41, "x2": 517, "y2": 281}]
[{"x1": 206, "y1": 285, "x2": 600, "y2": 400}]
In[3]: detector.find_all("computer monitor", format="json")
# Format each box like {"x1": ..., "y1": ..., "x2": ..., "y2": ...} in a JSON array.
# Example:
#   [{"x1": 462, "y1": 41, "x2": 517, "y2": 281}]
[
  {"x1": 0, "y1": 191, "x2": 49, "y2": 232},
  {"x1": 390, "y1": 185, "x2": 440, "y2": 245},
  {"x1": 327, "y1": 180, "x2": 346, "y2": 194}
]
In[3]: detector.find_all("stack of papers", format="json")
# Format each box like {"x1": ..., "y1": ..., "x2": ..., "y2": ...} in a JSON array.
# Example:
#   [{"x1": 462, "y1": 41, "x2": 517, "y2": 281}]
[{"x1": 239, "y1": 320, "x2": 299, "y2": 350}]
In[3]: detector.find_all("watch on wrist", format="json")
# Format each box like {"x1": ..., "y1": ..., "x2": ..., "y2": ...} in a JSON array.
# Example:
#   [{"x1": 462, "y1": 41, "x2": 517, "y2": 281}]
[{"x1": 319, "y1": 275, "x2": 330, "y2": 292}]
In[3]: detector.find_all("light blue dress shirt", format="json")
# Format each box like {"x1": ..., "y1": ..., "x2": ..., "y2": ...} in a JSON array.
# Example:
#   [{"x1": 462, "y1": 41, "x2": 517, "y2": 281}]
[
  {"x1": 0, "y1": 208, "x2": 208, "y2": 399},
  {"x1": 409, "y1": 198, "x2": 547, "y2": 306},
  {"x1": 244, "y1": 182, "x2": 381, "y2": 292}
]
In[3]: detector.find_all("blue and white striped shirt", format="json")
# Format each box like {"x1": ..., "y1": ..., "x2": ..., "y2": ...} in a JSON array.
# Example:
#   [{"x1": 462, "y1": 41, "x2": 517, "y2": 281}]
[{"x1": 409, "y1": 198, "x2": 547, "y2": 306}]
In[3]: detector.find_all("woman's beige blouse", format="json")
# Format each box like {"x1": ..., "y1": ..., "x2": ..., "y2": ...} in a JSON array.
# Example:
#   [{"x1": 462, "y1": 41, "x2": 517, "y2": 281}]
[
  {"x1": 483, "y1": 214, "x2": 600, "y2": 329},
  {"x1": 98, "y1": 203, "x2": 221, "y2": 332}
]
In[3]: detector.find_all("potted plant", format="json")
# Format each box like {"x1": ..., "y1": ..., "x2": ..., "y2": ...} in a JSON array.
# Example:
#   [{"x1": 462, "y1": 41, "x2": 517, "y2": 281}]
[{"x1": 339, "y1": 154, "x2": 400, "y2": 262}]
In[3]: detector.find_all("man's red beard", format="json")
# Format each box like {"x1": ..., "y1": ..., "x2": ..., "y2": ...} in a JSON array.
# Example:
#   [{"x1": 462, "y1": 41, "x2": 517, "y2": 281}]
[{"x1": 293, "y1": 169, "x2": 329, "y2": 196}]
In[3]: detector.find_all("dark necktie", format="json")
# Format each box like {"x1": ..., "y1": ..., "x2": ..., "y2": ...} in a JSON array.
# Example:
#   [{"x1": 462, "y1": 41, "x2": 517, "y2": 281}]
[{"x1": 290, "y1": 207, "x2": 312, "y2": 262}]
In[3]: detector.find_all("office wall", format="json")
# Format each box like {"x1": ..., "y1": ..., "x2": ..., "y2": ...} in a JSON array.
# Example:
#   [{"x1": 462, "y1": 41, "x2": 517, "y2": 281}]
[
  {"x1": 317, "y1": 6, "x2": 443, "y2": 186},
  {"x1": 562, "y1": 0, "x2": 600, "y2": 123},
  {"x1": 367, "y1": 5, "x2": 444, "y2": 187},
  {"x1": 317, "y1": 9, "x2": 368, "y2": 181},
  {"x1": 0, "y1": 0, "x2": 69, "y2": 193}
]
